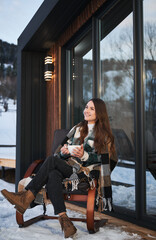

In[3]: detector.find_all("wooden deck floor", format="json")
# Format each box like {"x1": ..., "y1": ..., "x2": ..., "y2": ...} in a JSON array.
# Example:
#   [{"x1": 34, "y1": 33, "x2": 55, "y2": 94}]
[{"x1": 66, "y1": 202, "x2": 156, "y2": 240}]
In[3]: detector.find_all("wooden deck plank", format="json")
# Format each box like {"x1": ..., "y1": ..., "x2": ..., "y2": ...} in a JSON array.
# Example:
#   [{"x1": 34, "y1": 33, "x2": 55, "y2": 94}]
[
  {"x1": 0, "y1": 158, "x2": 16, "y2": 168},
  {"x1": 65, "y1": 202, "x2": 156, "y2": 240}
]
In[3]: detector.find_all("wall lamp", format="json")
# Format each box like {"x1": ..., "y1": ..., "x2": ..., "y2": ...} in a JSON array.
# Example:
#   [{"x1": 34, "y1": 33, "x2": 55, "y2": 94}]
[{"x1": 44, "y1": 55, "x2": 54, "y2": 81}]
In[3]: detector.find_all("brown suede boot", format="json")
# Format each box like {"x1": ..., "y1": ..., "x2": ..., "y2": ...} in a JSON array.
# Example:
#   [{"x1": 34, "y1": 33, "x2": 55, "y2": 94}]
[
  {"x1": 59, "y1": 213, "x2": 77, "y2": 238},
  {"x1": 1, "y1": 189, "x2": 35, "y2": 214}
]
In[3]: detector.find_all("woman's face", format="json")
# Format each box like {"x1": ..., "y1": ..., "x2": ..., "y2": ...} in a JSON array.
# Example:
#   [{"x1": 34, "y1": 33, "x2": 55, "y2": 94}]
[{"x1": 83, "y1": 101, "x2": 96, "y2": 124}]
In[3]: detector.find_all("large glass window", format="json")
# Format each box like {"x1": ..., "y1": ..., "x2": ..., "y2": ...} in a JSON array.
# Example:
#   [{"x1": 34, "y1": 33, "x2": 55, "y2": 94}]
[
  {"x1": 65, "y1": 0, "x2": 156, "y2": 229},
  {"x1": 71, "y1": 31, "x2": 93, "y2": 126},
  {"x1": 144, "y1": 0, "x2": 156, "y2": 216},
  {"x1": 100, "y1": 13, "x2": 135, "y2": 211}
]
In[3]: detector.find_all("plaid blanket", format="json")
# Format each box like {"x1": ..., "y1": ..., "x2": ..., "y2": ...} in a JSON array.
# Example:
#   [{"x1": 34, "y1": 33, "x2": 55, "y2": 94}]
[{"x1": 55, "y1": 125, "x2": 118, "y2": 212}]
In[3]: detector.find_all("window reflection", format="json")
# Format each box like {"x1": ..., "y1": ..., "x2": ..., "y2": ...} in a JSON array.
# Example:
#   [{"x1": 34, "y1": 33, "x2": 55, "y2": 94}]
[
  {"x1": 144, "y1": 0, "x2": 156, "y2": 216},
  {"x1": 100, "y1": 13, "x2": 135, "y2": 210},
  {"x1": 72, "y1": 31, "x2": 93, "y2": 125}
]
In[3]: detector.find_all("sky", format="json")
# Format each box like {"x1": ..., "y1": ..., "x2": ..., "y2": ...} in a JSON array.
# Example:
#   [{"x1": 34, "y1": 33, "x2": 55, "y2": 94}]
[{"x1": 0, "y1": 0, "x2": 44, "y2": 45}]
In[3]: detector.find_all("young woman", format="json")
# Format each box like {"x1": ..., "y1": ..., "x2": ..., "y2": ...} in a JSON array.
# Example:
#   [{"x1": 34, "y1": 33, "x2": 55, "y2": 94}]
[{"x1": 1, "y1": 98, "x2": 118, "y2": 238}]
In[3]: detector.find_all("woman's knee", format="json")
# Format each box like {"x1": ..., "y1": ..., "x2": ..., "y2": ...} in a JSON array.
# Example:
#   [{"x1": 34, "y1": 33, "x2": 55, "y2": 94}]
[
  {"x1": 44, "y1": 155, "x2": 58, "y2": 169},
  {"x1": 48, "y1": 169, "x2": 63, "y2": 181}
]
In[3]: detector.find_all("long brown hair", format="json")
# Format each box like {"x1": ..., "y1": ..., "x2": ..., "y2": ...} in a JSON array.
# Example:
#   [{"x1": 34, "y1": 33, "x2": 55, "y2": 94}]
[{"x1": 78, "y1": 98, "x2": 115, "y2": 154}]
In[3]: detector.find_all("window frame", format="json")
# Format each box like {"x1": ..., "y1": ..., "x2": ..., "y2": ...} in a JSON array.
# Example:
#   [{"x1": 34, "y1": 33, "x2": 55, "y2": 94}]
[{"x1": 61, "y1": 0, "x2": 156, "y2": 230}]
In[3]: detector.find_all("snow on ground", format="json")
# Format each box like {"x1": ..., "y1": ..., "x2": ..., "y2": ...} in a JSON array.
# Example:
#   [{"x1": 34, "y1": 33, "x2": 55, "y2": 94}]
[
  {"x1": 0, "y1": 179, "x2": 142, "y2": 240},
  {"x1": 0, "y1": 99, "x2": 156, "y2": 238},
  {"x1": 112, "y1": 165, "x2": 156, "y2": 214},
  {"x1": 0, "y1": 100, "x2": 16, "y2": 159}
]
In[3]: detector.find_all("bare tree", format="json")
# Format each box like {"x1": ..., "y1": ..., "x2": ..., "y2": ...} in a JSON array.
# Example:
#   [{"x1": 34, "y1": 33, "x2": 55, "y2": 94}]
[
  {"x1": 107, "y1": 22, "x2": 156, "y2": 112},
  {"x1": 144, "y1": 22, "x2": 156, "y2": 60}
]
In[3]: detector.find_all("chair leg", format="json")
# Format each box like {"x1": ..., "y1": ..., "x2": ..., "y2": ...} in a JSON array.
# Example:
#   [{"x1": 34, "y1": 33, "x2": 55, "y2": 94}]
[
  {"x1": 16, "y1": 202, "x2": 107, "y2": 232},
  {"x1": 16, "y1": 211, "x2": 24, "y2": 227},
  {"x1": 86, "y1": 186, "x2": 108, "y2": 233},
  {"x1": 16, "y1": 210, "x2": 49, "y2": 228},
  {"x1": 86, "y1": 186, "x2": 96, "y2": 233}
]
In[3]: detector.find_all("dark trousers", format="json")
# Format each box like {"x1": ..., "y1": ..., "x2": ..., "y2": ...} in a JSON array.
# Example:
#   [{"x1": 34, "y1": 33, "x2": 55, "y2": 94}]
[{"x1": 26, "y1": 155, "x2": 73, "y2": 215}]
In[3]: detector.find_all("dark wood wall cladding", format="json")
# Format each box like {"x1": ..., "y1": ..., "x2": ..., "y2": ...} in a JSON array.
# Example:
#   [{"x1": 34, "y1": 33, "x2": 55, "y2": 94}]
[
  {"x1": 58, "y1": 0, "x2": 107, "y2": 46},
  {"x1": 46, "y1": 0, "x2": 107, "y2": 155}
]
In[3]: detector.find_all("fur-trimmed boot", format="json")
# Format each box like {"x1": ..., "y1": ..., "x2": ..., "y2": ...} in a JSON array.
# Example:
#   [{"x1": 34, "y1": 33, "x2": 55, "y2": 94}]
[
  {"x1": 1, "y1": 189, "x2": 35, "y2": 214},
  {"x1": 59, "y1": 213, "x2": 77, "y2": 238}
]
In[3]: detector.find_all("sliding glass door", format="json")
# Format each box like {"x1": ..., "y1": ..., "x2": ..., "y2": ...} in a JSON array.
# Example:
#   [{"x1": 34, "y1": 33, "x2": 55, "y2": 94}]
[{"x1": 71, "y1": 30, "x2": 93, "y2": 126}]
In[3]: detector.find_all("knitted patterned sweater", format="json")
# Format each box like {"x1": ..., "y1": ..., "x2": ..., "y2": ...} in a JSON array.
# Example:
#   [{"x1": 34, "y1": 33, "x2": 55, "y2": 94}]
[{"x1": 66, "y1": 124, "x2": 118, "y2": 171}]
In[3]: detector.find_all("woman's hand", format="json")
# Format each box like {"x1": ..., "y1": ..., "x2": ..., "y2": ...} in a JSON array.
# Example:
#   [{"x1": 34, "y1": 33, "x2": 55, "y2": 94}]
[
  {"x1": 72, "y1": 144, "x2": 84, "y2": 158},
  {"x1": 61, "y1": 144, "x2": 70, "y2": 155}
]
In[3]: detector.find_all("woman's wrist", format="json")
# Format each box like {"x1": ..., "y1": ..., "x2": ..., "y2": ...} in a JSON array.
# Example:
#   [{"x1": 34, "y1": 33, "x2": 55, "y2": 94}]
[{"x1": 80, "y1": 151, "x2": 89, "y2": 161}]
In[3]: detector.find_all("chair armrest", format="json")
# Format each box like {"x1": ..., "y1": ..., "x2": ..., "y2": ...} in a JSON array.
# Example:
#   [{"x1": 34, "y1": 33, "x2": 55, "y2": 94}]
[{"x1": 24, "y1": 159, "x2": 44, "y2": 178}]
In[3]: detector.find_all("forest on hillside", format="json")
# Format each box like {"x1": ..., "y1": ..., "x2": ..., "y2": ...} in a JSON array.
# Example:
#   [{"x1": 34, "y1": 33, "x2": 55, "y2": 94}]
[{"x1": 0, "y1": 39, "x2": 17, "y2": 110}]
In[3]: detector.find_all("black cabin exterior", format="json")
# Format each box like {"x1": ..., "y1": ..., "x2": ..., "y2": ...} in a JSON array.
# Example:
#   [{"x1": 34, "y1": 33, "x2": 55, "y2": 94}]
[{"x1": 16, "y1": 0, "x2": 156, "y2": 231}]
